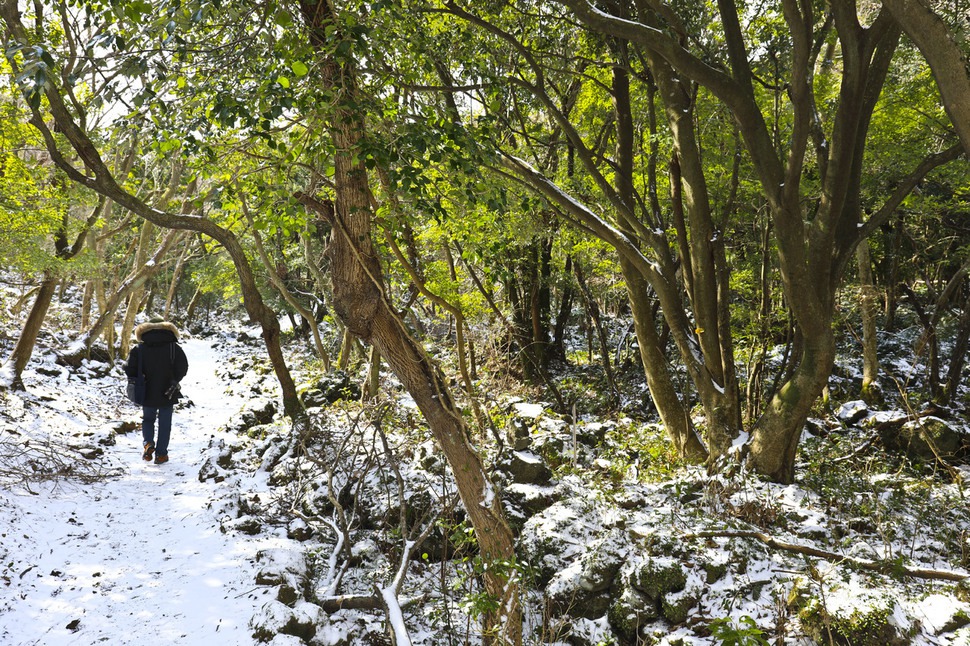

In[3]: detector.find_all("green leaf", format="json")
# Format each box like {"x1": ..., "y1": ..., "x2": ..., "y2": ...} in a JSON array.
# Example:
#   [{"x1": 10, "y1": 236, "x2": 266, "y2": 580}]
[
  {"x1": 277, "y1": 76, "x2": 290, "y2": 88},
  {"x1": 274, "y1": 9, "x2": 293, "y2": 27},
  {"x1": 290, "y1": 61, "x2": 309, "y2": 77},
  {"x1": 39, "y1": 49, "x2": 56, "y2": 68}
]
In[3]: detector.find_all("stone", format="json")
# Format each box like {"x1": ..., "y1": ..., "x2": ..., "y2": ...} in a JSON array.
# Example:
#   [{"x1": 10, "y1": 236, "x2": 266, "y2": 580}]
[
  {"x1": 499, "y1": 449, "x2": 553, "y2": 485},
  {"x1": 607, "y1": 585, "x2": 659, "y2": 642},
  {"x1": 232, "y1": 516, "x2": 262, "y2": 535},
  {"x1": 836, "y1": 400, "x2": 869, "y2": 425},
  {"x1": 276, "y1": 584, "x2": 300, "y2": 605},
  {"x1": 577, "y1": 528, "x2": 628, "y2": 593},
  {"x1": 629, "y1": 556, "x2": 687, "y2": 601},
  {"x1": 661, "y1": 587, "x2": 699, "y2": 624},
  {"x1": 547, "y1": 584, "x2": 612, "y2": 620},
  {"x1": 701, "y1": 560, "x2": 728, "y2": 584},
  {"x1": 240, "y1": 399, "x2": 277, "y2": 428},
  {"x1": 250, "y1": 600, "x2": 323, "y2": 643},
  {"x1": 899, "y1": 417, "x2": 964, "y2": 460},
  {"x1": 113, "y1": 420, "x2": 141, "y2": 434},
  {"x1": 300, "y1": 371, "x2": 360, "y2": 408},
  {"x1": 287, "y1": 519, "x2": 313, "y2": 542},
  {"x1": 507, "y1": 416, "x2": 534, "y2": 451},
  {"x1": 557, "y1": 616, "x2": 614, "y2": 646},
  {"x1": 254, "y1": 548, "x2": 308, "y2": 606},
  {"x1": 503, "y1": 483, "x2": 559, "y2": 517},
  {"x1": 796, "y1": 593, "x2": 912, "y2": 646}
]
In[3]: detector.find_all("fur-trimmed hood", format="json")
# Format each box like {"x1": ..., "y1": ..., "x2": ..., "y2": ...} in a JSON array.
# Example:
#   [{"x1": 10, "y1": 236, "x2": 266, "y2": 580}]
[{"x1": 135, "y1": 321, "x2": 180, "y2": 343}]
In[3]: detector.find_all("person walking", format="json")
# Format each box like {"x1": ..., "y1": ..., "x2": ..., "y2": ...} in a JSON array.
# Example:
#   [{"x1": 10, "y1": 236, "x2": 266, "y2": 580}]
[{"x1": 125, "y1": 317, "x2": 188, "y2": 464}]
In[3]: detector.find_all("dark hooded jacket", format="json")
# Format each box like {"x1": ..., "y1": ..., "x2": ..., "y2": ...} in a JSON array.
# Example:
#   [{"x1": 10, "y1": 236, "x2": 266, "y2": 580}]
[{"x1": 124, "y1": 321, "x2": 189, "y2": 408}]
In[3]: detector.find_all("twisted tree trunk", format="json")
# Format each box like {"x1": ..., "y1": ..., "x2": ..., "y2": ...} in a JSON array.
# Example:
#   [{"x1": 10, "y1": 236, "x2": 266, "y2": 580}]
[{"x1": 296, "y1": 2, "x2": 521, "y2": 641}]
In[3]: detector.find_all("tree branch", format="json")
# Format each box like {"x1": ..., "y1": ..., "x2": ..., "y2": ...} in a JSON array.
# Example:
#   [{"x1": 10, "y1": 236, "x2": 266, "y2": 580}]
[{"x1": 684, "y1": 529, "x2": 969, "y2": 582}]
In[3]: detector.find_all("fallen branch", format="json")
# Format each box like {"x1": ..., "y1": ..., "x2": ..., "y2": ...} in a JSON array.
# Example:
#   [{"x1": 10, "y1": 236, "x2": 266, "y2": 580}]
[
  {"x1": 827, "y1": 430, "x2": 880, "y2": 465},
  {"x1": 378, "y1": 583, "x2": 413, "y2": 646},
  {"x1": 685, "y1": 529, "x2": 968, "y2": 582},
  {"x1": 317, "y1": 592, "x2": 427, "y2": 613},
  {"x1": 0, "y1": 434, "x2": 124, "y2": 492}
]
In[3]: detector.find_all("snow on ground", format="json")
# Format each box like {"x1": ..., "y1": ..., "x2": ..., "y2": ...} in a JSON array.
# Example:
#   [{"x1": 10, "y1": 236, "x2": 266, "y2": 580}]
[
  {"x1": 0, "y1": 336, "x2": 281, "y2": 646},
  {"x1": 3, "y1": 311, "x2": 970, "y2": 645}
]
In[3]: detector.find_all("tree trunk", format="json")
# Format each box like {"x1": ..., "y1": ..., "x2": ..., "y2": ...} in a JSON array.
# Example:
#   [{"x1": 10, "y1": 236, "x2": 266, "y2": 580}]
[
  {"x1": 552, "y1": 255, "x2": 575, "y2": 362},
  {"x1": 748, "y1": 327, "x2": 836, "y2": 483},
  {"x1": 80, "y1": 230, "x2": 97, "y2": 332},
  {"x1": 943, "y1": 290, "x2": 970, "y2": 404},
  {"x1": 363, "y1": 344, "x2": 381, "y2": 401},
  {"x1": 647, "y1": 56, "x2": 741, "y2": 458},
  {"x1": 80, "y1": 279, "x2": 94, "y2": 332},
  {"x1": 746, "y1": 217, "x2": 774, "y2": 423},
  {"x1": 608, "y1": 57, "x2": 721, "y2": 458},
  {"x1": 337, "y1": 328, "x2": 356, "y2": 371},
  {"x1": 881, "y1": 0, "x2": 970, "y2": 154},
  {"x1": 5, "y1": 274, "x2": 59, "y2": 386},
  {"x1": 556, "y1": 0, "x2": 906, "y2": 487},
  {"x1": 574, "y1": 261, "x2": 618, "y2": 402},
  {"x1": 120, "y1": 219, "x2": 156, "y2": 358},
  {"x1": 3, "y1": 56, "x2": 300, "y2": 417},
  {"x1": 620, "y1": 259, "x2": 708, "y2": 462},
  {"x1": 80, "y1": 230, "x2": 183, "y2": 351},
  {"x1": 885, "y1": 222, "x2": 904, "y2": 330},
  {"x1": 504, "y1": 239, "x2": 554, "y2": 385},
  {"x1": 857, "y1": 240, "x2": 881, "y2": 401},
  {"x1": 163, "y1": 236, "x2": 193, "y2": 319},
  {"x1": 184, "y1": 285, "x2": 203, "y2": 327},
  {"x1": 300, "y1": 189, "x2": 523, "y2": 643},
  {"x1": 902, "y1": 283, "x2": 942, "y2": 397},
  {"x1": 241, "y1": 193, "x2": 332, "y2": 371},
  {"x1": 296, "y1": 2, "x2": 521, "y2": 641},
  {"x1": 2, "y1": 195, "x2": 104, "y2": 382},
  {"x1": 1, "y1": 2, "x2": 303, "y2": 417}
]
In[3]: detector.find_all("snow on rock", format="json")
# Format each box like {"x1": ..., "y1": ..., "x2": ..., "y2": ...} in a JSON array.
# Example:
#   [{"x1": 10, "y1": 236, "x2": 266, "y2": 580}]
[
  {"x1": 3, "y1": 301, "x2": 970, "y2": 645},
  {"x1": 794, "y1": 575, "x2": 912, "y2": 644},
  {"x1": 254, "y1": 548, "x2": 310, "y2": 601},
  {"x1": 836, "y1": 399, "x2": 870, "y2": 425},
  {"x1": 913, "y1": 594, "x2": 970, "y2": 634},
  {"x1": 513, "y1": 401, "x2": 545, "y2": 418},
  {"x1": 266, "y1": 634, "x2": 307, "y2": 646},
  {"x1": 251, "y1": 599, "x2": 324, "y2": 643}
]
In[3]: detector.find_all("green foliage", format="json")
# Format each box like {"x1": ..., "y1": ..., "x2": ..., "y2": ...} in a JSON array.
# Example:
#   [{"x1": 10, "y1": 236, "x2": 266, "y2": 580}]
[
  {"x1": 0, "y1": 93, "x2": 98, "y2": 274},
  {"x1": 190, "y1": 253, "x2": 243, "y2": 306},
  {"x1": 796, "y1": 594, "x2": 905, "y2": 646},
  {"x1": 601, "y1": 421, "x2": 682, "y2": 484},
  {"x1": 709, "y1": 615, "x2": 769, "y2": 646},
  {"x1": 798, "y1": 431, "x2": 970, "y2": 575},
  {"x1": 4, "y1": 42, "x2": 56, "y2": 110}
]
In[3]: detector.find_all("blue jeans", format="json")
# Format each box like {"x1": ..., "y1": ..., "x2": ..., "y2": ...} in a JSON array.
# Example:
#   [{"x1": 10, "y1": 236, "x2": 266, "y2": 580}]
[{"x1": 142, "y1": 406, "x2": 174, "y2": 457}]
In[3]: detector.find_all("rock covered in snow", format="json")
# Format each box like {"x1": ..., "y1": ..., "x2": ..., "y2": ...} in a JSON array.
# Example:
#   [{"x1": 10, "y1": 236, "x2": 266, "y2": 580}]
[
  {"x1": 837, "y1": 400, "x2": 870, "y2": 425},
  {"x1": 255, "y1": 548, "x2": 310, "y2": 607},
  {"x1": 497, "y1": 448, "x2": 553, "y2": 485},
  {"x1": 250, "y1": 599, "x2": 324, "y2": 643}
]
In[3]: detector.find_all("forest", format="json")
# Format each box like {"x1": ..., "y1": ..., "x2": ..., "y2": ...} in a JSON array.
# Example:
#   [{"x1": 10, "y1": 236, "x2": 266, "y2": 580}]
[{"x1": 1, "y1": 0, "x2": 970, "y2": 644}]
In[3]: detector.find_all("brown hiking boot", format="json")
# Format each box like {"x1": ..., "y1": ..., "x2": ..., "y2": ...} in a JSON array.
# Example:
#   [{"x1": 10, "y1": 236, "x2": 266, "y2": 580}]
[
  {"x1": 154, "y1": 454, "x2": 169, "y2": 465},
  {"x1": 142, "y1": 443, "x2": 154, "y2": 461}
]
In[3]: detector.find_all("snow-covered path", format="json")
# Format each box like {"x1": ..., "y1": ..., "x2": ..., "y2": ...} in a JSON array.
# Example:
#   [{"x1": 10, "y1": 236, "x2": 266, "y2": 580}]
[{"x1": 0, "y1": 337, "x2": 275, "y2": 645}]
